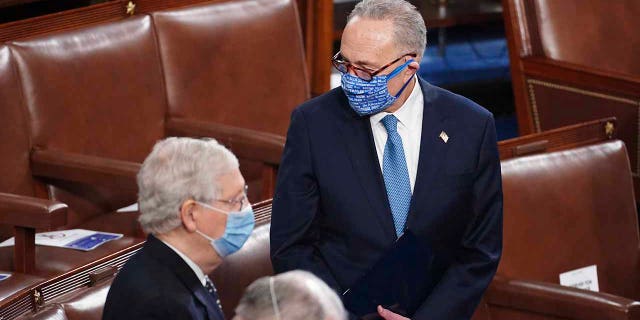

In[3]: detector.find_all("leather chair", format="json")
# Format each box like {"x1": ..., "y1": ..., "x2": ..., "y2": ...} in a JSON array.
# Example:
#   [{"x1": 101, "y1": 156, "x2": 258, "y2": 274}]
[
  {"x1": 0, "y1": 0, "x2": 306, "y2": 264},
  {"x1": 503, "y1": 0, "x2": 640, "y2": 199},
  {"x1": 152, "y1": 0, "x2": 309, "y2": 201},
  {"x1": 0, "y1": 44, "x2": 144, "y2": 313},
  {"x1": 8, "y1": 15, "x2": 163, "y2": 233},
  {"x1": 0, "y1": 44, "x2": 71, "y2": 274},
  {"x1": 485, "y1": 140, "x2": 640, "y2": 319}
]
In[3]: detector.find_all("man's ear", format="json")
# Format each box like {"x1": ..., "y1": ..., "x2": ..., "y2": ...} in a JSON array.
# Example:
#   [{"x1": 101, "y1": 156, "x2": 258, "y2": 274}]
[
  {"x1": 180, "y1": 200, "x2": 198, "y2": 232},
  {"x1": 407, "y1": 60, "x2": 420, "y2": 72},
  {"x1": 404, "y1": 60, "x2": 420, "y2": 80}
]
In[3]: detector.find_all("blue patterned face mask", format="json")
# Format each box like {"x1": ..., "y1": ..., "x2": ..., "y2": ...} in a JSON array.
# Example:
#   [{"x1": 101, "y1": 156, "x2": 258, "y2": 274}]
[
  {"x1": 341, "y1": 59, "x2": 414, "y2": 116},
  {"x1": 195, "y1": 202, "x2": 255, "y2": 257}
]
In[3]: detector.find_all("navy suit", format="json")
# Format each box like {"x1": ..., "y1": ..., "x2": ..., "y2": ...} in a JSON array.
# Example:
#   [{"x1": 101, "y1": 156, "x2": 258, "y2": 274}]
[
  {"x1": 270, "y1": 78, "x2": 502, "y2": 319},
  {"x1": 103, "y1": 234, "x2": 225, "y2": 320}
]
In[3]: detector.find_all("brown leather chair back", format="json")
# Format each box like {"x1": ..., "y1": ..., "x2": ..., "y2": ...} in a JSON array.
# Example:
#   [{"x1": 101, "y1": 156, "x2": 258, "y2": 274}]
[
  {"x1": 498, "y1": 140, "x2": 640, "y2": 300},
  {"x1": 9, "y1": 16, "x2": 165, "y2": 162},
  {"x1": 0, "y1": 46, "x2": 32, "y2": 196},
  {"x1": 0, "y1": 45, "x2": 37, "y2": 240},
  {"x1": 152, "y1": 0, "x2": 308, "y2": 202},
  {"x1": 522, "y1": 0, "x2": 640, "y2": 77},
  {"x1": 152, "y1": 0, "x2": 309, "y2": 136},
  {"x1": 8, "y1": 16, "x2": 166, "y2": 224}
]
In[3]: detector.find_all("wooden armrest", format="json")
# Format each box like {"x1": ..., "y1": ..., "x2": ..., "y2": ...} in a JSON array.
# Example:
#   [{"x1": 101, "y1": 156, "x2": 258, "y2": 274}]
[
  {"x1": 487, "y1": 275, "x2": 640, "y2": 320},
  {"x1": 0, "y1": 192, "x2": 67, "y2": 229},
  {"x1": 166, "y1": 118, "x2": 285, "y2": 165},
  {"x1": 0, "y1": 192, "x2": 68, "y2": 274},
  {"x1": 31, "y1": 149, "x2": 140, "y2": 190},
  {"x1": 522, "y1": 56, "x2": 640, "y2": 95}
]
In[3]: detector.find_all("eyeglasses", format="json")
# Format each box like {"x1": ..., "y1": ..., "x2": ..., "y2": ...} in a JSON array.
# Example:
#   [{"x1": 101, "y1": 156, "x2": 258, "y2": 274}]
[
  {"x1": 214, "y1": 184, "x2": 249, "y2": 211},
  {"x1": 331, "y1": 51, "x2": 417, "y2": 81}
]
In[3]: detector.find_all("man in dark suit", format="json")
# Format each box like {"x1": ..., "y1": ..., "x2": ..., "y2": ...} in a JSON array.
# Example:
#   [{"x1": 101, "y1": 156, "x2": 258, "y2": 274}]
[
  {"x1": 270, "y1": 1, "x2": 502, "y2": 319},
  {"x1": 103, "y1": 137, "x2": 255, "y2": 320}
]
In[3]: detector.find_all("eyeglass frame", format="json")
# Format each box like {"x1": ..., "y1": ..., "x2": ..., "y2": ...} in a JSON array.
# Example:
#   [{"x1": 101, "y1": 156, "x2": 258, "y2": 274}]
[
  {"x1": 331, "y1": 51, "x2": 417, "y2": 81},
  {"x1": 216, "y1": 184, "x2": 249, "y2": 210},
  {"x1": 195, "y1": 184, "x2": 249, "y2": 213}
]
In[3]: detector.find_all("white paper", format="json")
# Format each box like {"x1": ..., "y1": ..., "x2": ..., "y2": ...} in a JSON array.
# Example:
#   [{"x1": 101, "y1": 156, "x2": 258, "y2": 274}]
[
  {"x1": 0, "y1": 229, "x2": 123, "y2": 251},
  {"x1": 559, "y1": 265, "x2": 599, "y2": 292},
  {"x1": 117, "y1": 203, "x2": 139, "y2": 212}
]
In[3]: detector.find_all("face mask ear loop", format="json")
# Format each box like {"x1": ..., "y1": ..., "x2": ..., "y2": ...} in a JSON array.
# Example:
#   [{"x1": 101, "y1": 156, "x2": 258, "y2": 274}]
[
  {"x1": 393, "y1": 74, "x2": 415, "y2": 98},
  {"x1": 385, "y1": 59, "x2": 415, "y2": 98},
  {"x1": 269, "y1": 277, "x2": 281, "y2": 320}
]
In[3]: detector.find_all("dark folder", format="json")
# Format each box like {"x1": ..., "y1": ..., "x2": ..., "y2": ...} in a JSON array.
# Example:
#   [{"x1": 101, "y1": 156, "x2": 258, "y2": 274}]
[{"x1": 342, "y1": 230, "x2": 436, "y2": 319}]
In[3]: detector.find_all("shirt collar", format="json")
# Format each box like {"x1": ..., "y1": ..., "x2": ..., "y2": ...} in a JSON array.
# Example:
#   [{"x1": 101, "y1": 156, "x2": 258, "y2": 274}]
[
  {"x1": 370, "y1": 76, "x2": 423, "y2": 130},
  {"x1": 160, "y1": 238, "x2": 208, "y2": 286}
]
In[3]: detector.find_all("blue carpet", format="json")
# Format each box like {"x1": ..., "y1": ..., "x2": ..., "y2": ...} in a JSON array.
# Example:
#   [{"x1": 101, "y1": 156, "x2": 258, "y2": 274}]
[{"x1": 418, "y1": 25, "x2": 510, "y2": 87}]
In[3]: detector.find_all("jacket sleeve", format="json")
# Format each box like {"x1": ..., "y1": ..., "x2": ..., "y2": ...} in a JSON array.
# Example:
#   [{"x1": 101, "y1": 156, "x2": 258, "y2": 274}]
[
  {"x1": 269, "y1": 107, "x2": 342, "y2": 291},
  {"x1": 413, "y1": 115, "x2": 503, "y2": 320}
]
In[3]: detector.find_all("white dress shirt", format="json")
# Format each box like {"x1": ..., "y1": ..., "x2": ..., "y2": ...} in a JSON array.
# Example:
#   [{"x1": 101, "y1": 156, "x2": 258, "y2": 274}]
[
  {"x1": 370, "y1": 77, "x2": 424, "y2": 192},
  {"x1": 160, "y1": 238, "x2": 208, "y2": 286}
]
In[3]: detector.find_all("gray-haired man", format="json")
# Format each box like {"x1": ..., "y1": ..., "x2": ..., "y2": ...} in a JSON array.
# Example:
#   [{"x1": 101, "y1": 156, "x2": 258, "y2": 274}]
[
  {"x1": 271, "y1": 0, "x2": 502, "y2": 319},
  {"x1": 104, "y1": 137, "x2": 255, "y2": 320}
]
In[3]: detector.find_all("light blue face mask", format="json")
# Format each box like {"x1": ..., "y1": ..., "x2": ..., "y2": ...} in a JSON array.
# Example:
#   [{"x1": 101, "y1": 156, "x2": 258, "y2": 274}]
[
  {"x1": 341, "y1": 59, "x2": 414, "y2": 116},
  {"x1": 195, "y1": 202, "x2": 255, "y2": 257}
]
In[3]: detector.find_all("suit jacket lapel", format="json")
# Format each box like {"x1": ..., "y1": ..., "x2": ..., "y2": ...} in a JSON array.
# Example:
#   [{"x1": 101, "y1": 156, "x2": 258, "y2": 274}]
[
  {"x1": 146, "y1": 235, "x2": 223, "y2": 320},
  {"x1": 407, "y1": 79, "x2": 449, "y2": 227},
  {"x1": 335, "y1": 92, "x2": 397, "y2": 242}
]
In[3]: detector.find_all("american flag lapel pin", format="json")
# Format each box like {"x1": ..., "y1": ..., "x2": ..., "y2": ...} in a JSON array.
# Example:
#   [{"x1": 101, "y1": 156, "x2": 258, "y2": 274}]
[{"x1": 439, "y1": 131, "x2": 449, "y2": 143}]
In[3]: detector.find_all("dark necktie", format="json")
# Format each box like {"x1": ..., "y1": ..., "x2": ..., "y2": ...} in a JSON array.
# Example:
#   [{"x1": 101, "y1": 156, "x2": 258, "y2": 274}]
[{"x1": 205, "y1": 276, "x2": 224, "y2": 315}]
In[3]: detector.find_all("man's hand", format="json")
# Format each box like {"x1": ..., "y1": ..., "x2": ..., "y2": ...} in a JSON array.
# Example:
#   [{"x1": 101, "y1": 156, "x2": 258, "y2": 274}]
[{"x1": 377, "y1": 305, "x2": 410, "y2": 320}]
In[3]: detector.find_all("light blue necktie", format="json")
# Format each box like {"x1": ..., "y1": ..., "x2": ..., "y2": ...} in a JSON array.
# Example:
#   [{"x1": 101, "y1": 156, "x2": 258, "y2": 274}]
[{"x1": 381, "y1": 114, "x2": 412, "y2": 237}]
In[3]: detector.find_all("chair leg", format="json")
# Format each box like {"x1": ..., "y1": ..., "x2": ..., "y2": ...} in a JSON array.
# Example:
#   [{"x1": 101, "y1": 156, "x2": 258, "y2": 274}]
[{"x1": 14, "y1": 226, "x2": 35, "y2": 273}]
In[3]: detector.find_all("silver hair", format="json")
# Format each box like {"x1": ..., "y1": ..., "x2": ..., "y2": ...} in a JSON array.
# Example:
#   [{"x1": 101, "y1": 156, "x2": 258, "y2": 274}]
[
  {"x1": 137, "y1": 137, "x2": 239, "y2": 235},
  {"x1": 348, "y1": 0, "x2": 427, "y2": 58},
  {"x1": 234, "y1": 270, "x2": 347, "y2": 320}
]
